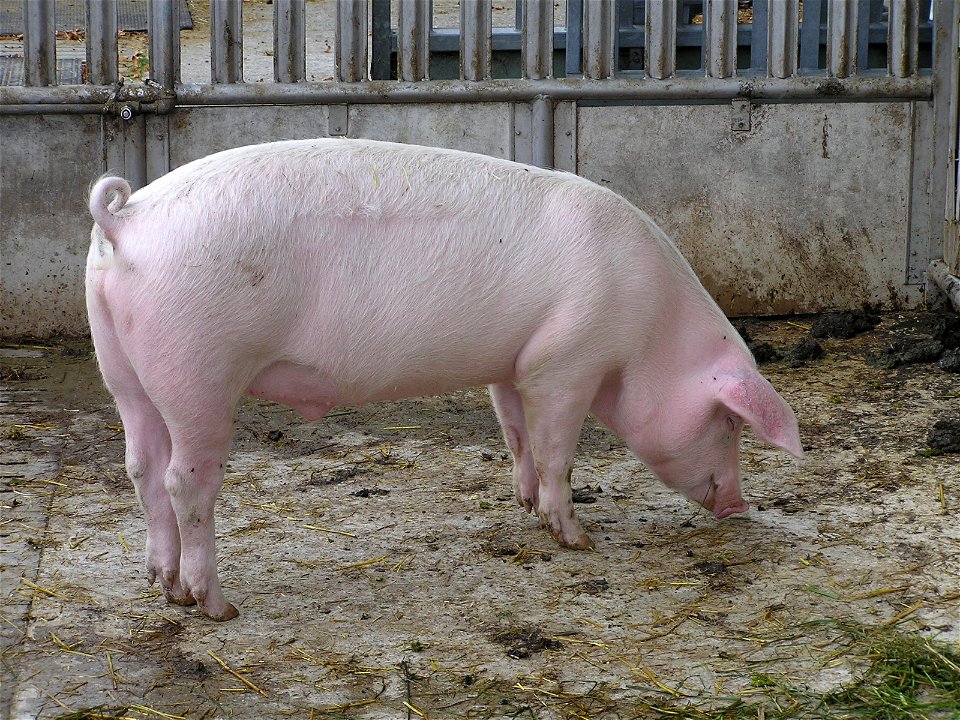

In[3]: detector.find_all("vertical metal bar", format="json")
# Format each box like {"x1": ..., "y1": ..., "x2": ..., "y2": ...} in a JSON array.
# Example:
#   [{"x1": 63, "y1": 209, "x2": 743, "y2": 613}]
[
  {"x1": 704, "y1": 0, "x2": 737, "y2": 78},
  {"x1": 856, "y1": 0, "x2": 871, "y2": 72},
  {"x1": 336, "y1": 0, "x2": 368, "y2": 81},
  {"x1": 826, "y1": 0, "x2": 857, "y2": 78},
  {"x1": 274, "y1": 0, "x2": 306, "y2": 83},
  {"x1": 888, "y1": 0, "x2": 920, "y2": 78},
  {"x1": 85, "y1": 0, "x2": 119, "y2": 85},
  {"x1": 370, "y1": 0, "x2": 391, "y2": 80},
  {"x1": 398, "y1": 0, "x2": 430, "y2": 81},
  {"x1": 211, "y1": 0, "x2": 243, "y2": 84},
  {"x1": 645, "y1": 0, "x2": 677, "y2": 79},
  {"x1": 460, "y1": 0, "x2": 492, "y2": 80},
  {"x1": 147, "y1": 0, "x2": 180, "y2": 89},
  {"x1": 531, "y1": 94, "x2": 554, "y2": 168},
  {"x1": 930, "y1": 0, "x2": 959, "y2": 270},
  {"x1": 798, "y1": 0, "x2": 822, "y2": 72},
  {"x1": 521, "y1": 0, "x2": 553, "y2": 79},
  {"x1": 23, "y1": 0, "x2": 56, "y2": 86},
  {"x1": 750, "y1": 0, "x2": 768, "y2": 73},
  {"x1": 767, "y1": 0, "x2": 798, "y2": 78},
  {"x1": 583, "y1": 0, "x2": 616, "y2": 79},
  {"x1": 565, "y1": 0, "x2": 583, "y2": 77}
]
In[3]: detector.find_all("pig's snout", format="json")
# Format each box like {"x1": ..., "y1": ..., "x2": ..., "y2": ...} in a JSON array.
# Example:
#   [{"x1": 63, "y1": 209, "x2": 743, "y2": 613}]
[
  {"x1": 700, "y1": 475, "x2": 748, "y2": 519},
  {"x1": 713, "y1": 500, "x2": 749, "y2": 519}
]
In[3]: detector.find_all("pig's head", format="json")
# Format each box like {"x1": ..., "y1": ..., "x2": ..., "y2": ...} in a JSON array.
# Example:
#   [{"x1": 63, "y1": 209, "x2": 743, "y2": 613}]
[{"x1": 639, "y1": 365, "x2": 803, "y2": 519}]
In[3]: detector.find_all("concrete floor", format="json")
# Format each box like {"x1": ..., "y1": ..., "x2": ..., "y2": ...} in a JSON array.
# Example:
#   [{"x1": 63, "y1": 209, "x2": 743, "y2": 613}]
[{"x1": 2, "y1": 314, "x2": 958, "y2": 719}]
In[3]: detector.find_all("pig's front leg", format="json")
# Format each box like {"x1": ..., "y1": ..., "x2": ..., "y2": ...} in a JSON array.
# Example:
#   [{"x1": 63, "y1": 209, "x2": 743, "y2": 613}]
[
  {"x1": 163, "y1": 420, "x2": 238, "y2": 621},
  {"x1": 517, "y1": 380, "x2": 595, "y2": 550},
  {"x1": 489, "y1": 383, "x2": 539, "y2": 512}
]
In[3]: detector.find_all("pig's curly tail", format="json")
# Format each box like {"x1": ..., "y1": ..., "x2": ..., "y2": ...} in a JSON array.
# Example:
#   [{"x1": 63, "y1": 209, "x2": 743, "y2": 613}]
[{"x1": 89, "y1": 176, "x2": 131, "y2": 242}]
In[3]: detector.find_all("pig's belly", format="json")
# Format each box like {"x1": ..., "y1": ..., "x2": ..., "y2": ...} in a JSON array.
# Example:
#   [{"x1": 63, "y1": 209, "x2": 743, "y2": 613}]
[{"x1": 246, "y1": 356, "x2": 514, "y2": 420}]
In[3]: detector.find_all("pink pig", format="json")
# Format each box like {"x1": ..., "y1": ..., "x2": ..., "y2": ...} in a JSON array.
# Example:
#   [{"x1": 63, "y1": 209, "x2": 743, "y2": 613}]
[{"x1": 86, "y1": 139, "x2": 802, "y2": 621}]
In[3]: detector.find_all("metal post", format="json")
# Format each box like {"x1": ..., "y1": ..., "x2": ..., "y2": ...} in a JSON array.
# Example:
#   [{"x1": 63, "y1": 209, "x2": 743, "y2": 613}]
[
  {"x1": 565, "y1": 0, "x2": 584, "y2": 77},
  {"x1": 85, "y1": 0, "x2": 119, "y2": 85},
  {"x1": 826, "y1": 0, "x2": 857, "y2": 78},
  {"x1": 645, "y1": 0, "x2": 676, "y2": 80},
  {"x1": 336, "y1": 0, "x2": 367, "y2": 82},
  {"x1": 750, "y1": 0, "x2": 768, "y2": 73},
  {"x1": 888, "y1": 0, "x2": 920, "y2": 78},
  {"x1": 24, "y1": 0, "x2": 56, "y2": 86},
  {"x1": 147, "y1": 0, "x2": 180, "y2": 89},
  {"x1": 274, "y1": 0, "x2": 306, "y2": 83},
  {"x1": 211, "y1": 0, "x2": 243, "y2": 84},
  {"x1": 930, "y1": 0, "x2": 959, "y2": 272},
  {"x1": 583, "y1": 0, "x2": 616, "y2": 79},
  {"x1": 398, "y1": 0, "x2": 430, "y2": 81},
  {"x1": 531, "y1": 94, "x2": 554, "y2": 168},
  {"x1": 767, "y1": 0, "x2": 798, "y2": 78},
  {"x1": 370, "y1": 0, "x2": 391, "y2": 80},
  {"x1": 704, "y1": 0, "x2": 737, "y2": 78},
  {"x1": 460, "y1": 0, "x2": 492, "y2": 80},
  {"x1": 521, "y1": 0, "x2": 553, "y2": 79},
  {"x1": 798, "y1": 0, "x2": 822, "y2": 72}
]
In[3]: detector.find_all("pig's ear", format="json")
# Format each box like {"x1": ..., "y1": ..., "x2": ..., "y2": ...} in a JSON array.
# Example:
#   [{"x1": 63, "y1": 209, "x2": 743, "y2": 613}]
[{"x1": 716, "y1": 371, "x2": 804, "y2": 458}]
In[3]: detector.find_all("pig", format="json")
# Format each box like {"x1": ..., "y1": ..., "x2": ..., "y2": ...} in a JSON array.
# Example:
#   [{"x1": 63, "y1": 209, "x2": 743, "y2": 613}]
[{"x1": 86, "y1": 138, "x2": 802, "y2": 621}]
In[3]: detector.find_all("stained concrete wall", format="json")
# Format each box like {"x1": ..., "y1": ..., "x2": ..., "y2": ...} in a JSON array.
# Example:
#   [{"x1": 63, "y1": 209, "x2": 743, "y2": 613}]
[
  {"x1": 0, "y1": 100, "x2": 931, "y2": 338},
  {"x1": 577, "y1": 101, "x2": 931, "y2": 315}
]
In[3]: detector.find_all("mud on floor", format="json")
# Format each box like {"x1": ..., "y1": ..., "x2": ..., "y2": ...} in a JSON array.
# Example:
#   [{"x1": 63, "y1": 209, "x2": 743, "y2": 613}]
[{"x1": 1, "y1": 313, "x2": 958, "y2": 719}]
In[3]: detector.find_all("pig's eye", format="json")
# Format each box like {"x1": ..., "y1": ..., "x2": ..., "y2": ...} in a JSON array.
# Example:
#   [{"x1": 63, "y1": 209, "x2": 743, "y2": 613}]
[{"x1": 726, "y1": 416, "x2": 737, "y2": 432}]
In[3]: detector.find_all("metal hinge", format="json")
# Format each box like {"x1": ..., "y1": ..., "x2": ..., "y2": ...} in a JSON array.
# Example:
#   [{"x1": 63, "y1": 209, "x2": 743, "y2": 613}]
[{"x1": 731, "y1": 98, "x2": 751, "y2": 132}]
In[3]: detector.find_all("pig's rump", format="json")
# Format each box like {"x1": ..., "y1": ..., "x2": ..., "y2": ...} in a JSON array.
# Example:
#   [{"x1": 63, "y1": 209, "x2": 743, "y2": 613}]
[{"x1": 88, "y1": 139, "x2": 675, "y2": 411}]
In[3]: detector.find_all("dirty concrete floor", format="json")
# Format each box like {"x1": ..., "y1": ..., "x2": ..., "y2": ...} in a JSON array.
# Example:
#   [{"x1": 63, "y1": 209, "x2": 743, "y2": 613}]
[{"x1": 1, "y1": 313, "x2": 958, "y2": 719}]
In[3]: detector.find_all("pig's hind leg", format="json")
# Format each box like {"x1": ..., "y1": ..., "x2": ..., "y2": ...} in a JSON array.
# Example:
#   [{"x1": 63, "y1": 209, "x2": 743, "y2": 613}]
[
  {"x1": 159, "y1": 399, "x2": 239, "y2": 622},
  {"x1": 489, "y1": 383, "x2": 539, "y2": 512},
  {"x1": 88, "y1": 316, "x2": 191, "y2": 606}
]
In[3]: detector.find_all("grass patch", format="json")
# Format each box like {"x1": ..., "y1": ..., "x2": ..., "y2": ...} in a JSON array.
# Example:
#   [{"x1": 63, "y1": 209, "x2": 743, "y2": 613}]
[{"x1": 818, "y1": 622, "x2": 960, "y2": 719}]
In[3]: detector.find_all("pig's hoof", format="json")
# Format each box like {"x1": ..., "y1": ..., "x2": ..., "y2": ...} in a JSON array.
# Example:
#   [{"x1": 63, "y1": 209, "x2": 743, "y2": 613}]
[
  {"x1": 165, "y1": 589, "x2": 197, "y2": 607},
  {"x1": 538, "y1": 513, "x2": 593, "y2": 550},
  {"x1": 204, "y1": 602, "x2": 240, "y2": 622},
  {"x1": 558, "y1": 531, "x2": 594, "y2": 550}
]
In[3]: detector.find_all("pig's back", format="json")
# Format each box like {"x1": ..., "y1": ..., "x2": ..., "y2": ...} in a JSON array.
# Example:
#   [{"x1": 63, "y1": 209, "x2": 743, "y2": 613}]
[{"x1": 97, "y1": 140, "x2": 678, "y2": 400}]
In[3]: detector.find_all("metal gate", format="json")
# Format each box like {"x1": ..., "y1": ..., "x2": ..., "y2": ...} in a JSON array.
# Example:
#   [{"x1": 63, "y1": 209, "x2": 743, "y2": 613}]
[{"x1": 1, "y1": 0, "x2": 958, "y2": 336}]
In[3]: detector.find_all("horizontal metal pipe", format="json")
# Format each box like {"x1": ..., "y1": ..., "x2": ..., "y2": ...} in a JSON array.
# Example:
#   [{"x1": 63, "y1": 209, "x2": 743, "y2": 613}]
[
  {"x1": 927, "y1": 260, "x2": 960, "y2": 313},
  {"x1": 0, "y1": 75, "x2": 934, "y2": 114}
]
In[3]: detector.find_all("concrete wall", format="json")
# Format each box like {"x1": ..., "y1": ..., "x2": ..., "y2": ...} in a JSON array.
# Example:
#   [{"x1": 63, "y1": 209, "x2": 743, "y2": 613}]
[{"x1": 0, "y1": 100, "x2": 931, "y2": 337}]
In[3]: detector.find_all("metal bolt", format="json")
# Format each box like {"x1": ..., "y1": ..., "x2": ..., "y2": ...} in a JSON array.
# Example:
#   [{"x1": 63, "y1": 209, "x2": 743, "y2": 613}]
[{"x1": 119, "y1": 104, "x2": 134, "y2": 121}]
